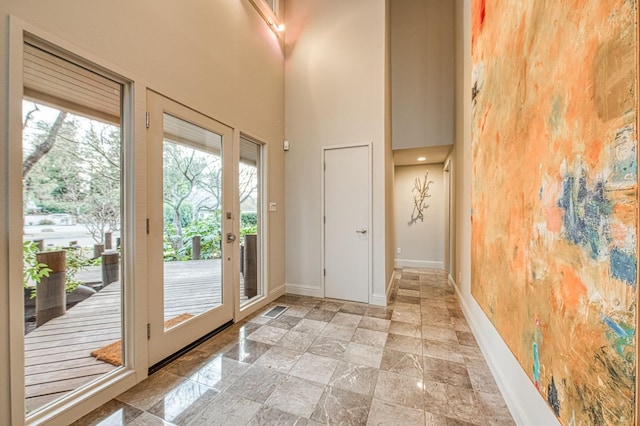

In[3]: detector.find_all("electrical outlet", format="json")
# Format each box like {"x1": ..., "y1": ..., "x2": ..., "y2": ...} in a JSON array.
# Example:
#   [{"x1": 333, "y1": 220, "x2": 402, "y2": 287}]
[
  {"x1": 396, "y1": 247, "x2": 401, "y2": 254},
  {"x1": 269, "y1": 202, "x2": 277, "y2": 212}
]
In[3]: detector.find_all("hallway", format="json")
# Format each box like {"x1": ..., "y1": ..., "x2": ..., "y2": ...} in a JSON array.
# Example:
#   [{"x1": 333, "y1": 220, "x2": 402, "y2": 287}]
[{"x1": 73, "y1": 269, "x2": 514, "y2": 425}]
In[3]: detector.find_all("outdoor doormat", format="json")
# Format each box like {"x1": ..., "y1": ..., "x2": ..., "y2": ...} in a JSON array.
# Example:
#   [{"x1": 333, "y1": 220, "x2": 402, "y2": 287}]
[
  {"x1": 262, "y1": 305, "x2": 289, "y2": 319},
  {"x1": 91, "y1": 313, "x2": 194, "y2": 366}
]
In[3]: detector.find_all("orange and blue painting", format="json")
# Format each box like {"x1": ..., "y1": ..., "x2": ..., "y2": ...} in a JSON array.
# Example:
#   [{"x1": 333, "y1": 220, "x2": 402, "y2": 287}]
[{"x1": 471, "y1": 0, "x2": 637, "y2": 423}]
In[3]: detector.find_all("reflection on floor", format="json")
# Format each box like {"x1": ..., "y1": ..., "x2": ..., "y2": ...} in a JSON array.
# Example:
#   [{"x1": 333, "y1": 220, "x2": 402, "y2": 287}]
[
  {"x1": 73, "y1": 268, "x2": 514, "y2": 425},
  {"x1": 25, "y1": 259, "x2": 235, "y2": 413}
]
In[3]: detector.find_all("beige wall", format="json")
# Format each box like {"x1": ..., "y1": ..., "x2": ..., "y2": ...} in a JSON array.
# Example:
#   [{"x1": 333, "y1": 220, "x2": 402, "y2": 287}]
[
  {"x1": 0, "y1": 1, "x2": 285, "y2": 422},
  {"x1": 394, "y1": 164, "x2": 445, "y2": 268},
  {"x1": 391, "y1": 0, "x2": 455, "y2": 150},
  {"x1": 284, "y1": 0, "x2": 389, "y2": 303}
]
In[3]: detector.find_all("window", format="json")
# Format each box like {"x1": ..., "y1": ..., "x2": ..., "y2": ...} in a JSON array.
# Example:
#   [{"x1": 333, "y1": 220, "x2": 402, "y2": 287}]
[
  {"x1": 21, "y1": 40, "x2": 128, "y2": 416},
  {"x1": 264, "y1": 0, "x2": 279, "y2": 16},
  {"x1": 239, "y1": 136, "x2": 264, "y2": 306}
]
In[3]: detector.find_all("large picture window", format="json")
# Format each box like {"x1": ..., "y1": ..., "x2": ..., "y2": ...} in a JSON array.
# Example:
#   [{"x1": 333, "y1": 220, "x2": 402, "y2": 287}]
[{"x1": 22, "y1": 41, "x2": 127, "y2": 415}]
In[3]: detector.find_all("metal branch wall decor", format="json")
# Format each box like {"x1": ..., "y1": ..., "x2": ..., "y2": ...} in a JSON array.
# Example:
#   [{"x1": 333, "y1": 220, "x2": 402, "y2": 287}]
[{"x1": 409, "y1": 171, "x2": 433, "y2": 225}]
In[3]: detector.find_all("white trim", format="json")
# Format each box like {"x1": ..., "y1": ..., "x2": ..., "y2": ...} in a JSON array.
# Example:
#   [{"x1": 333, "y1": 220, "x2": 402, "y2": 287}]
[
  {"x1": 370, "y1": 294, "x2": 387, "y2": 306},
  {"x1": 453, "y1": 284, "x2": 559, "y2": 426},
  {"x1": 7, "y1": 17, "x2": 27, "y2": 423},
  {"x1": 321, "y1": 143, "x2": 373, "y2": 304},
  {"x1": 235, "y1": 284, "x2": 285, "y2": 323},
  {"x1": 233, "y1": 129, "x2": 242, "y2": 321},
  {"x1": 394, "y1": 259, "x2": 444, "y2": 269},
  {"x1": 320, "y1": 149, "x2": 325, "y2": 299},
  {"x1": 236, "y1": 295, "x2": 268, "y2": 322},
  {"x1": 270, "y1": 283, "x2": 287, "y2": 299},
  {"x1": 238, "y1": 294, "x2": 267, "y2": 315},
  {"x1": 285, "y1": 283, "x2": 324, "y2": 298},
  {"x1": 367, "y1": 143, "x2": 373, "y2": 305},
  {"x1": 247, "y1": 0, "x2": 283, "y2": 37},
  {"x1": 385, "y1": 269, "x2": 396, "y2": 301},
  {"x1": 26, "y1": 372, "x2": 137, "y2": 426},
  {"x1": 236, "y1": 133, "x2": 268, "y2": 318}
]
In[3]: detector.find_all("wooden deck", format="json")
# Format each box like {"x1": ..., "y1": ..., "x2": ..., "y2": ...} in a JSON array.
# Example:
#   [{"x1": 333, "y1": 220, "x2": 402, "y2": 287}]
[{"x1": 24, "y1": 259, "x2": 242, "y2": 413}]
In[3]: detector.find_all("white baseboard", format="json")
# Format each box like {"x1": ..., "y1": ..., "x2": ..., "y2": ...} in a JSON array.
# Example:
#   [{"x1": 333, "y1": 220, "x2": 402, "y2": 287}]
[
  {"x1": 394, "y1": 259, "x2": 444, "y2": 269},
  {"x1": 270, "y1": 283, "x2": 286, "y2": 299},
  {"x1": 285, "y1": 283, "x2": 323, "y2": 298},
  {"x1": 453, "y1": 285, "x2": 559, "y2": 426},
  {"x1": 384, "y1": 269, "x2": 397, "y2": 302},
  {"x1": 448, "y1": 273, "x2": 455, "y2": 287},
  {"x1": 370, "y1": 293, "x2": 387, "y2": 306},
  {"x1": 237, "y1": 284, "x2": 287, "y2": 321}
]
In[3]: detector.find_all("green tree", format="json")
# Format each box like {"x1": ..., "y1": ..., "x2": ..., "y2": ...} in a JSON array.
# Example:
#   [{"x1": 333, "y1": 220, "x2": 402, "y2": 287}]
[
  {"x1": 23, "y1": 102, "x2": 122, "y2": 243},
  {"x1": 163, "y1": 141, "x2": 210, "y2": 250},
  {"x1": 22, "y1": 103, "x2": 68, "y2": 178}
]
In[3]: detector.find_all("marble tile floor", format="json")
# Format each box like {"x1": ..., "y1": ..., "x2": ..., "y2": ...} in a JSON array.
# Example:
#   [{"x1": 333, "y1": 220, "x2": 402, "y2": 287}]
[{"x1": 73, "y1": 268, "x2": 514, "y2": 425}]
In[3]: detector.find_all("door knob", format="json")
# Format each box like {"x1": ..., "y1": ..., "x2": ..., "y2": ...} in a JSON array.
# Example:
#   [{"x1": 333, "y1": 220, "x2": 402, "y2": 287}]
[
  {"x1": 355, "y1": 229, "x2": 367, "y2": 234},
  {"x1": 226, "y1": 233, "x2": 237, "y2": 243}
]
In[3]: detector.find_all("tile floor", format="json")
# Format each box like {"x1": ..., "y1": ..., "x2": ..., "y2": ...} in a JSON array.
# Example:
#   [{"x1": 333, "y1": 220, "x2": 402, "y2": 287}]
[{"x1": 73, "y1": 269, "x2": 514, "y2": 425}]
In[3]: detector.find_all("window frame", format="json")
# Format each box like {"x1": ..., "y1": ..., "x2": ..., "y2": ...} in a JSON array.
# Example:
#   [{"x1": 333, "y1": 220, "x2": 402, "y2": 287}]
[
  {"x1": 7, "y1": 16, "x2": 139, "y2": 425},
  {"x1": 238, "y1": 135, "x2": 266, "y2": 311},
  {"x1": 247, "y1": 0, "x2": 283, "y2": 36}
]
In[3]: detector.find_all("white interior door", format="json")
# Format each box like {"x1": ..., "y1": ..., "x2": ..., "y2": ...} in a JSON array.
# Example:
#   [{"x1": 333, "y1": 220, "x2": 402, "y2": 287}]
[
  {"x1": 323, "y1": 145, "x2": 371, "y2": 303},
  {"x1": 147, "y1": 91, "x2": 235, "y2": 366}
]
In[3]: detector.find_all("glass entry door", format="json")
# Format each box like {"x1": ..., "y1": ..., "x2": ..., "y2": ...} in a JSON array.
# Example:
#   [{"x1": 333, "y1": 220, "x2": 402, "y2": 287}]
[{"x1": 147, "y1": 92, "x2": 234, "y2": 366}]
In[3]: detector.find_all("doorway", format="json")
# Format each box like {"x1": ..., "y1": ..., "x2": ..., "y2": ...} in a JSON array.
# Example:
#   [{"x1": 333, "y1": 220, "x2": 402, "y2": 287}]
[
  {"x1": 146, "y1": 92, "x2": 235, "y2": 366},
  {"x1": 322, "y1": 144, "x2": 372, "y2": 303}
]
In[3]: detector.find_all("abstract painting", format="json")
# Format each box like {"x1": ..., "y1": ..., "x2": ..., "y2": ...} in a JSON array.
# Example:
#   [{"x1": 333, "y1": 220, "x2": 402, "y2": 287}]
[{"x1": 471, "y1": 0, "x2": 637, "y2": 423}]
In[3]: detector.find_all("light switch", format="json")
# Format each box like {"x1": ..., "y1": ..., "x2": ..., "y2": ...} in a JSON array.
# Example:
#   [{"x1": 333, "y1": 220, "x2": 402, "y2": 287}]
[{"x1": 269, "y1": 202, "x2": 277, "y2": 212}]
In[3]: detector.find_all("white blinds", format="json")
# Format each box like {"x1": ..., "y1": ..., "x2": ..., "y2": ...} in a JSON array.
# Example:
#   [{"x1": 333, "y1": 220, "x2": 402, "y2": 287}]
[
  {"x1": 240, "y1": 137, "x2": 259, "y2": 166},
  {"x1": 23, "y1": 43, "x2": 121, "y2": 124}
]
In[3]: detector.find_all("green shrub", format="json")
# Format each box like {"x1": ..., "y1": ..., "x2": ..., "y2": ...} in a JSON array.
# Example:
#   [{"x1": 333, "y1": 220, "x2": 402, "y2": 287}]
[
  {"x1": 23, "y1": 241, "x2": 51, "y2": 293},
  {"x1": 23, "y1": 242, "x2": 90, "y2": 297}
]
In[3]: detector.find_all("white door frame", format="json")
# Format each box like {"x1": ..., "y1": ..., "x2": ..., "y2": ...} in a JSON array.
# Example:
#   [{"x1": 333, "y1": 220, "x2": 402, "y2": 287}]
[
  {"x1": 146, "y1": 90, "x2": 235, "y2": 367},
  {"x1": 236, "y1": 133, "x2": 268, "y2": 317},
  {"x1": 321, "y1": 143, "x2": 373, "y2": 303},
  {"x1": 444, "y1": 159, "x2": 451, "y2": 273}
]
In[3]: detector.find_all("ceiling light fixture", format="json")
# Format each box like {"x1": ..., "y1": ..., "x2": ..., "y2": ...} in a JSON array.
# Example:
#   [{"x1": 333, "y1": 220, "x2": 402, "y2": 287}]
[{"x1": 417, "y1": 157, "x2": 427, "y2": 162}]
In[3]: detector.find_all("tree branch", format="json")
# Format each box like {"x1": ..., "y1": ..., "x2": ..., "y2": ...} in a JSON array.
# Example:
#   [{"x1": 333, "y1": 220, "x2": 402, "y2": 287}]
[{"x1": 23, "y1": 111, "x2": 67, "y2": 178}]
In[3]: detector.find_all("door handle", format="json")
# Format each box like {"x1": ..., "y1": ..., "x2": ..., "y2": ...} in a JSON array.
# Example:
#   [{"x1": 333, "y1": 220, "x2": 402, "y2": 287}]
[
  {"x1": 355, "y1": 229, "x2": 367, "y2": 234},
  {"x1": 226, "y1": 233, "x2": 237, "y2": 243}
]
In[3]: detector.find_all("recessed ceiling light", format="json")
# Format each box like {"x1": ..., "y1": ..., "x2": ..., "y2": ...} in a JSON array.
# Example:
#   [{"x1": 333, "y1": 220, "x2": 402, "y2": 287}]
[{"x1": 417, "y1": 157, "x2": 427, "y2": 162}]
